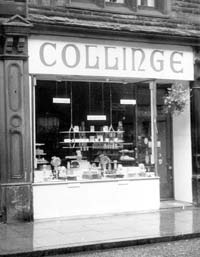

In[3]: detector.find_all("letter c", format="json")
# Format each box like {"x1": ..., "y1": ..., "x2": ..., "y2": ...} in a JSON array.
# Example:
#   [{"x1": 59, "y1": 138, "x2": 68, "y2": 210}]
[{"x1": 39, "y1": 42, "x2": 56, "y2": 66}]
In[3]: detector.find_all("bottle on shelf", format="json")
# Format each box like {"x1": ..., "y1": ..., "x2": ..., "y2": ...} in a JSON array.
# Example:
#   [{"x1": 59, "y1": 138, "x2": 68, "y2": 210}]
[
  {"x1": 117, "y1": 121, "x2": 124, "y2": 141},
  {"x1": 80, "y1": 121, "x2": 85, "y2": 132},
  {"x1": 145, "y1": 149, "x2": 150, "y2": 165},
  {"x1": 113, "y1": 160, "x2": 118, "y2": 171},
  {"x1": 90, "y1": 125, "x2": 95, "y2": 132}
]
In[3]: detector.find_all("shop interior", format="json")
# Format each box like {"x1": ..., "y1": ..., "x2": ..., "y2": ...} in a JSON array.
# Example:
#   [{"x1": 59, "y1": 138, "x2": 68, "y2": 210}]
[{"x1": 34, "y1": 80, "x2": 168, "y2": 182}]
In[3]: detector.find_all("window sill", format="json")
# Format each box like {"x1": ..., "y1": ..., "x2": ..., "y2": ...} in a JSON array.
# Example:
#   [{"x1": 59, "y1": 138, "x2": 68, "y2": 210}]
[
  {"x1": 136, "y1": 8, "x2": 170, "y2": 18},
  {"x1": 104, "y1": 5, "x2": 135, "y2": 14},
  {"x1": 138, "y1": 5, "x2": 155, "y2": 10},
  {"x1": 105, "y1": 3, "x2": 126, "y2": 7}
]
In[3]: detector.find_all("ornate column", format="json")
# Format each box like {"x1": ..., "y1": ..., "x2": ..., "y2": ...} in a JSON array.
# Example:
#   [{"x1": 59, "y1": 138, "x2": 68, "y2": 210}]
[{"x1": 0, "y1": 15, "x2": 33, "y2": 222}]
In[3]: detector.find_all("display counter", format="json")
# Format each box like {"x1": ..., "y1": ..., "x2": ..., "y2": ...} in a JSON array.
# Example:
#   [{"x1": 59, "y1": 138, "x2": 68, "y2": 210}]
[{"x1": 33, "y1": 176, "x2": 160, "y2": 220}]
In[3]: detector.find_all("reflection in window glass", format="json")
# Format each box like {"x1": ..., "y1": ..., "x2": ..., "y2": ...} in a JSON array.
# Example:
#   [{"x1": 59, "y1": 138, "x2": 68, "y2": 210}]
[{"x1": 137, "y1": 0, "x2": 155, "y2": 7}]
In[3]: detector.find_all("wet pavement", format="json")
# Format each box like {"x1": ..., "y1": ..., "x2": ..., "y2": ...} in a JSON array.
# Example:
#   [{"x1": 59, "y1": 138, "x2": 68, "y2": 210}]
[
  {"x1": 49, "y1": 238, "x2": 200, "y2": 257},
  {"x1": 1, "y1": 207, "x2": 200, "y2": 256}
]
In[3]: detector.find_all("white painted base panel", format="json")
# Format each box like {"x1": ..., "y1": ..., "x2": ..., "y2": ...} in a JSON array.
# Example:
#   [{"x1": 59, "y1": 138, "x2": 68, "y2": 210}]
[{"x1": 33, "y1": 177, "x2": 160, "y2": 220}]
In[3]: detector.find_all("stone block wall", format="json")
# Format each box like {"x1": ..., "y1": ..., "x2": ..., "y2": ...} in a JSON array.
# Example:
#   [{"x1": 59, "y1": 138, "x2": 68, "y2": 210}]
[
  {"x1": 172, "y1": 0, "x2": 200, "y2": 24},
  {"x1": 0, "y1": 0, "x2": 27, "y2": 17},
  {"x1": 25, "y1": 0, "x2": 200, "y2": 38}
]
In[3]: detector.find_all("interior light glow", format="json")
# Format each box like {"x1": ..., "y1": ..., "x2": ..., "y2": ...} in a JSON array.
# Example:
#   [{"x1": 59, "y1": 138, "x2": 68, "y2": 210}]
[
  {"x1": 120, "y1": 99, "x2": 136, "y2": 105},
  {"x1": 87, "y1": 115, "x2": 107, "y2": 121},
  {"x1": 53, "y1": 98, "x2": 70, "y2": 104}
]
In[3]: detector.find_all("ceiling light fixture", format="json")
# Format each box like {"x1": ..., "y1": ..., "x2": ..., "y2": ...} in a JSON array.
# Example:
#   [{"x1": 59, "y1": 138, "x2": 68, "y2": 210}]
[
  {"x1": 87, "y1": 115, "x2": 107, "y2": 121},
  {"x1": 120, "y1": 99, "x2": 136, "y2": 105},
  {"x1": 53, "y1": 98, "x2": 70, "y2": 104}
]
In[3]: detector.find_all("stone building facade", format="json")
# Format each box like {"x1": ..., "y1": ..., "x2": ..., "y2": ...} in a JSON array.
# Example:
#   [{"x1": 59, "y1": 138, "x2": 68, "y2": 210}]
[{"x1": 0, "y1": 0, "x2": 200, "y2": 223}]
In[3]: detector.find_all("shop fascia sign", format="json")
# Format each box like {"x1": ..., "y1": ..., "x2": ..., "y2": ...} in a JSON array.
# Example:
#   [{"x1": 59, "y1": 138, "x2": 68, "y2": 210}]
[{"x1": 28, "y1": 36, "x2": 194, "y2": 81}]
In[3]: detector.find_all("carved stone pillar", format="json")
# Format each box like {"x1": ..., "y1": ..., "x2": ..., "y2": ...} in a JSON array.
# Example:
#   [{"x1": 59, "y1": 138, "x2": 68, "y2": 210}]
[{"x1": 0, "y1": 15, "x2": 33, "y2": 222}]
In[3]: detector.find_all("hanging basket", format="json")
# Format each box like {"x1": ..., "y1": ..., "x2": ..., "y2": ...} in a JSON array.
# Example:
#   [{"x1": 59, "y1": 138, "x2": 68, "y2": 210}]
[{"x1": 163, "y1": 83, "x2": 189, "y2": 116}]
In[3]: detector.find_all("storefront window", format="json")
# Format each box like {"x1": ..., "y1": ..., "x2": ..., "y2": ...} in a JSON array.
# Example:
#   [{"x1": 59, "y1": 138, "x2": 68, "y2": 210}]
[{"x1": 34, "y1": 81, "x2": 155, "y2": 182}]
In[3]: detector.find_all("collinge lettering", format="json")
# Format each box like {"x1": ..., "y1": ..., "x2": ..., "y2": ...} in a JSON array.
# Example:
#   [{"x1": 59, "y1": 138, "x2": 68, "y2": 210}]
[
  {"x1": 132, "y1": 48, "x2": 145, "y2": 71},
  {"x1": 39, "y1": 41, "x2": 184, "y2": 76},
  {"x1": 105, "y1": 46, "x2": 119, "y2": 70},
  {"x1": 40, "y1": 42, "x2": 56, "y2": 66},
  {"x1": 150, "y1": 50, "x2": 164, "y2": 72},
  {"x1": 85, "y1": 45, "x2": 99, "y2": 69},
  {"x1": 62, "y1": 44, "x2": 80, "y2": 68},
  {"x1": 170, "y1": 51, "x2": 183, "y2": 73}
]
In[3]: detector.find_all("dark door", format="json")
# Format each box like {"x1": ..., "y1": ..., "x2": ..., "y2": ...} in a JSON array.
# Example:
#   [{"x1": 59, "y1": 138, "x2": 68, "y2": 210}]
[{"x1": 157, "y1": 118, "x2": 173, "y2": 199}]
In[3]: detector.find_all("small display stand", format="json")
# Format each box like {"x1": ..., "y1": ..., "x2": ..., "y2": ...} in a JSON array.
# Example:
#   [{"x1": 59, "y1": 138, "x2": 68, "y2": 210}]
[{"x1": 35, "y1": 143, "x2": 48, "y2": 167}]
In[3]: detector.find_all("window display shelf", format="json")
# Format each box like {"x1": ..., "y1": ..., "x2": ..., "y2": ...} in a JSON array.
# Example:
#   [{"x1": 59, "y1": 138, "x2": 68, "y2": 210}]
[
  {"x1": 63, "y1": 146, "x2": 87, "y2": 149},
  {"x1": 59, "y1": 131, "x2": 124, "y2": 134},
  {"x1": 62, "y1": 146, "x2": 123, "y2": 150},
  {"x1": 93, "y1": 147, "x2": 123, "y2": 150},
  {"x1": 60, "y1": 141, "x2": 124, "y2": 144},
  {"x1": 36, "y1": 160, "x2": 49, "y2": 164}
]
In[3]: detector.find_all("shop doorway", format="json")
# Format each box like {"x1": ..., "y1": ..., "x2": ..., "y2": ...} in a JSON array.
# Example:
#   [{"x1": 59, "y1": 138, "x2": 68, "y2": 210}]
[
  {"x1": 136, "y1": 85, "x2": 174, "y2": 200},
  {"x1": 157, "y1": 87, "x2": 174, "y2": 200}
]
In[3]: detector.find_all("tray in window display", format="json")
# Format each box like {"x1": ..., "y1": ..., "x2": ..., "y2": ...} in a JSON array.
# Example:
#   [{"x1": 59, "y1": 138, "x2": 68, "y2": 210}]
[
  {"x1": 119, "y1": 149, "x2": 135, "y2": 166},
  {"x1": 126, "y1": 164, "x2": 148, "y2": 177},
  {"x1": 82, "y1": 170, "x2": 102, "y2": 180},
  {"x1": 36, "y1": 158, "x2": 48, "y2": 164},
  {"x1": 104, "y1": 173, "x2": 124, "y2": 179},
  {"x1": 65, "y1": 155, "x2": 78, "y2": 160}
]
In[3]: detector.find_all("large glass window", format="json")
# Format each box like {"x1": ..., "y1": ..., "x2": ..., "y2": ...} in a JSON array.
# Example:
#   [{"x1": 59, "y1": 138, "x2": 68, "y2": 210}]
[{"x1": 34, "y1": 81, "x2": 156, "y2": 182}]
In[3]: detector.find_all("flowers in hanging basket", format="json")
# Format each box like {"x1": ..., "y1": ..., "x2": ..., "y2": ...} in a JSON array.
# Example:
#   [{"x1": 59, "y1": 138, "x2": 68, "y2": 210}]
[{"x1": 163, "y1": 83, "x2": 189, "y2": 115}]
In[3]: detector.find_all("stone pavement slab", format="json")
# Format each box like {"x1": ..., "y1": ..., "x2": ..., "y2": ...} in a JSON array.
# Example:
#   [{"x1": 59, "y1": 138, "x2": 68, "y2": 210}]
[{"x1": 1, "y1": 208, "x2": 200, "y2": 257}]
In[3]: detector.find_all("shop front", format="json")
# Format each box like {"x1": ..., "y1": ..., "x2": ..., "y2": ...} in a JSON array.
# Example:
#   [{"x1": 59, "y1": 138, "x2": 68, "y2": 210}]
[{"x1": 28, "y1": 36, "x2": 194, "y2": 219}]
